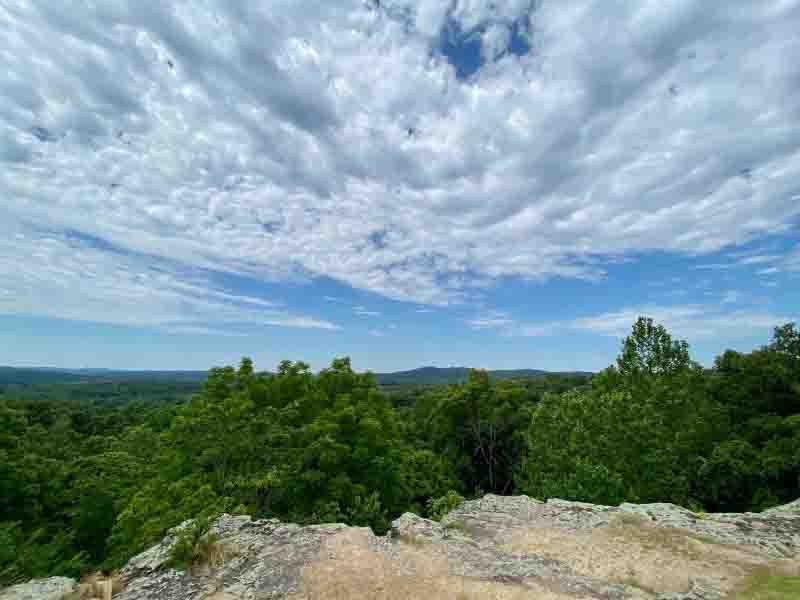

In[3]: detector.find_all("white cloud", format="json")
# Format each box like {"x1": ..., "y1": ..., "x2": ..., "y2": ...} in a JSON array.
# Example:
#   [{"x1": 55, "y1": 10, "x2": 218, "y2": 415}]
[
  {"x1": 264, "y1": 317, "x2": 340, "y2": 330},
  {"x1": 693, "y1": 247, "x2": 795, "y2": 274},
  {"x1": 163, "y1": 326, "x2": 250, "y2": 337},
  {"x1": 514, "y1": 304, "x2": 794, "y2": 340},
  {"x1": 737, "y1": 254, "x2": 782, "y2": 266},
  {"x1": 353, "y1": 305, "x2": 381, "y2": 317},
  {"x1": 467, "y1": 310, "x2": 514, "y2": 330},
  {"x1": 481, "y1": 24, "x2": 512, "y2": 61},
  {"x1": 693, "y1": 264, "x2": 734, "y2": 271},
  {"x1": 0, "y1": 217, "x2": 339, "y2": 331},
  {"x1": 1, "y1": 0, "x2": 799, "y2": 322},
  {"x1": 570, "y1": 306, "x2": 705, "y2": 337}
]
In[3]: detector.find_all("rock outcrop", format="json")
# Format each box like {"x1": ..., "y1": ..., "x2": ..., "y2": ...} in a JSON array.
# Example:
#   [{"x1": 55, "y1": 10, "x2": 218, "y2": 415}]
[
  {"x1": 6, "y1": 496, "x2": 800, "y2": 599},
  {"x1": 0, "y1": 577, "x2": 77, "y2": 600}
]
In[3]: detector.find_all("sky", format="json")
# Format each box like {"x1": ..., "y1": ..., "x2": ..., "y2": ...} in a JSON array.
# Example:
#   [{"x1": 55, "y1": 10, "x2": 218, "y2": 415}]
[{"x1": 1, "y1": 0, "x2": 799, "y2": 372}]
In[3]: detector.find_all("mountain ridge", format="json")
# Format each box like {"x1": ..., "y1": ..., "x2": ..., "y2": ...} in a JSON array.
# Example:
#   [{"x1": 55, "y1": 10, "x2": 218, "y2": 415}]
[{"x1": 0, "y1": 365, "x2": 593, "y2": 387}]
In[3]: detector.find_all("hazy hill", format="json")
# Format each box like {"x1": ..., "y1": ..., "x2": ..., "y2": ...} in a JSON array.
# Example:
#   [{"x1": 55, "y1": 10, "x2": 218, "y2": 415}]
[
  {"x1": 0, "y1": 367, "x2": 208, "y2": 387},
  {"x1": 0, "y1": 365, "x2": 592, "y2": 389},
  {"x1": 371, "y1": 366, "x2": 592, "y2": 386}
]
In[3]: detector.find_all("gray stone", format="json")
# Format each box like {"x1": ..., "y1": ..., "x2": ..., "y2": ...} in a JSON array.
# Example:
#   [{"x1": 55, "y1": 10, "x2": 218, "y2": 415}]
[
  {"x1": 0, "y1": 577, "x2": 76, "y2": 600},
  {"x1": 72, "y1": 496, "x2": 800, "y2": 599},
  {"x1": 763, "y1": 498, "x2": 800, "y2": 515},
  {"x1": 120, "y1": 519, "x2": 192, "y2": 579},
  {"x1": 391, "y1": 512, "x2": 445, "y2": 542}
]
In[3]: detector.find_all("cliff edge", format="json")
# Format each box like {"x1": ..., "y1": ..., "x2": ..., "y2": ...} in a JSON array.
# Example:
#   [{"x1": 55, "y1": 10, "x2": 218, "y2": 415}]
[{"x1": 3, "y1": 495, "x2": 800, "y2": 600}]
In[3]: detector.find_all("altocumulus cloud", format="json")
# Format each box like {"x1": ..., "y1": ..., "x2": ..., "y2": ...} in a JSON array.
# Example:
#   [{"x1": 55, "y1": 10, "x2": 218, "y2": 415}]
[{"x1": 2, "y1": 1, "x2": 800, "y2": 327}]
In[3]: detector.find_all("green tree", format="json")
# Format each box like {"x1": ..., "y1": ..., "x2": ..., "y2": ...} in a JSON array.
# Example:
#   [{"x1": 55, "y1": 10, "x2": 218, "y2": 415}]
[
  {"x1": 517, "y1": 318, "x2": 716, "y2": 507},
  {"x1": 771, "y1": 322, "x2": 800, "y2": 361},
  {"x1": 418, "y1": 371, "x2": 530, "y2": 495}
]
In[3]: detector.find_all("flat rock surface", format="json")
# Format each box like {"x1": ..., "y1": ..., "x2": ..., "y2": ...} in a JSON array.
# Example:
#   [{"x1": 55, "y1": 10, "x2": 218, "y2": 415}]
[
  {"x1": 102, "y1": 496, "x2": 800, "y2": 599},
  {"x1": 0, "y1": 577, "x2": 76, "y2": 600}
]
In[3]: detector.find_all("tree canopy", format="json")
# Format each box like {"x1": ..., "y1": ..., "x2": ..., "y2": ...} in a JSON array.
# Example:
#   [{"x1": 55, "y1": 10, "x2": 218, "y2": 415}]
[{"x1": 1, "y1": 318, "x2": 798, "y2": 585}]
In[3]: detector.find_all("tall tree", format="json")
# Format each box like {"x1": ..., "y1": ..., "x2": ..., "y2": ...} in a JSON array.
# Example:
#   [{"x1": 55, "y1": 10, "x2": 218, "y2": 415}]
[{"x1": 617, "y1": 317, "x2": 694, "y2": 380}]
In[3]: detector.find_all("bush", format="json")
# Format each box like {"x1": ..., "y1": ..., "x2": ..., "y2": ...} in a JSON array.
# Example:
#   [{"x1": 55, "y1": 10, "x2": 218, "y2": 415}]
[
  {"x1": 166, "y1": 517, "x2": 225, "y2": 572},
  {"x1": 427, "y1": 491, "x2": 465, "y2": 521},
  {"x1": 533, "y1": 462, "x2": 628, "y2": 506}
]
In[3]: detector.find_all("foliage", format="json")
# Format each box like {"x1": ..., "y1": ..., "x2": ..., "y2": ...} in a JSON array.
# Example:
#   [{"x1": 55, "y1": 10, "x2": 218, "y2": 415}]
[
  {"x1": 1, "y1": 321, "x2": 799, "y2": 586},
  {"x1": 617, "y1": 317, "x2": 694, "y2": 379},
  {"x1": 166, "y1": 516, "x2": 223, "y2": 572},
  {"x1": 427, "y1": 491, "x2": 466, "y2": 521},
  {"x1": 412, "y1": 371, "x2": 532, "y2": 496},
  {"x1": 515, "y1": 319, "x2": 800, "y2": 512}
]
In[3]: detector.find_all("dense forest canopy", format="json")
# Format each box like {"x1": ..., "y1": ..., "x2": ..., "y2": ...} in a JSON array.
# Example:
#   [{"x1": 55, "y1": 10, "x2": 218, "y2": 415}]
[{"x1": 1, "y1": 318, "x2": 798, "y2": 585}]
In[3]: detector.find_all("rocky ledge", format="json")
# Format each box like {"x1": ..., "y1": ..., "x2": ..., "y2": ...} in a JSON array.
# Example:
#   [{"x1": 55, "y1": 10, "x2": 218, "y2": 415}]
[{"x1": 3, "y1": 496, "x2": 799, "y2": 600}]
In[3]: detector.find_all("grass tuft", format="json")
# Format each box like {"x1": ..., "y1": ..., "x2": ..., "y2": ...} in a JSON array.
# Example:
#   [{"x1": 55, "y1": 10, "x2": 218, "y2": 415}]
[
  {"x1": 730, "y1": 568, "x2": 800, "y2": 600},
  {"x1": 64, "y1": 572, "x2": 122, "y2": 599},
  {"x1": 166, "y1": 518, "x2": 228, "y2": 572},
  {"x1": 442, "y1": 521, "x2": 472, "y2": 537}
]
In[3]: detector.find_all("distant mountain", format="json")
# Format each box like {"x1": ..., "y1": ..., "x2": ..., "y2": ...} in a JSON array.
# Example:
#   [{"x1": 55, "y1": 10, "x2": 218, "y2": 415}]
[
  {"x1": 0, "y1": 365, "x2": 592, "y2": 389},
  {"x1": 0, "y1": 366, "x2": 207, "y2": 386},
  {"x1": 0, "y1": 367, "x2": 88, "y2": 386},
  {"x1": 62, "y1": 368, "x2": 209, "y2": 382},
  {"x1": 372, "y1": 366, "x2": 592, "y2": 386}
]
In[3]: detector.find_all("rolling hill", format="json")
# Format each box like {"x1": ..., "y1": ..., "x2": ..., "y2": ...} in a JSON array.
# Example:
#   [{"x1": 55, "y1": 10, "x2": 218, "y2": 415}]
[{"x1": 0, "y1": 365, "x2": 592, "y2": 390}]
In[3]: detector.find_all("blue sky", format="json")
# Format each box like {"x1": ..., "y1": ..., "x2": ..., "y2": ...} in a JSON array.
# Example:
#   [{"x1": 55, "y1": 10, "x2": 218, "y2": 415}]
[{"x1": 1, "y1": 1, "x2": 799, "y2": 372}]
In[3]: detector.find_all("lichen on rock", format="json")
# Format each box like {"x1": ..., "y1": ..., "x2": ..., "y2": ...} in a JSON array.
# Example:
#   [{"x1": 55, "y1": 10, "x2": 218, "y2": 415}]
[
  {"x1": 0, "y1": 577, "x2": 77, "y2": 600},
  {"x1": 109, "y1": 497, "x2": 800, "y2": 600},
  {"x1": 5, "y1": 496, "x2": 800, "y2": 600}
]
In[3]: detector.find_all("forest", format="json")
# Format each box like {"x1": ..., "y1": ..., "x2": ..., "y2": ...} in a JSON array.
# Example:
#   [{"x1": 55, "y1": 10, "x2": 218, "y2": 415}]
[{"x1": 1, "y1": 317, "x2": 798, "y2": 585}]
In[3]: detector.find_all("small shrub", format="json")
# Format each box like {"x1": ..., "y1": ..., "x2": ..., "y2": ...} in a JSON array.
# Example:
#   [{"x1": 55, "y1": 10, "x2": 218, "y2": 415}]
[
  {"x1": 427, "y1": 491, "x2": 465, "y2": 521},
  {"x1": 347, "y1": 492, "x2": 389, "y2": 533},
  {"x1": 442, "y1": 521, "x2": 471, "y2": 537},
  {"x1": 686, "y1": 499, "x2": 705, "y2": 513},
  {"x1": 166, "y1": 517, "x2": 226, "y2": 572}
]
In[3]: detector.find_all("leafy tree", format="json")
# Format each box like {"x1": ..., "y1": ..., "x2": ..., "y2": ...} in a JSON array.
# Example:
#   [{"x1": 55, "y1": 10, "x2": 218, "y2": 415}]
[
  {"x1": 419, "y1": 371, "x2": 529, "y2": 495},
  {"x1": 771, "y1": 322, "x2": 800, "y2": 361},
  {"x1": 2, "y1": 324, "x2": 799, "y2": 585},
  {"x1": 704, "y1": 324, "x2": 800, "y2": 509},
  {"x1": 517, "y1": 318, "x2": 719, "y2": 507},
  {"x1": 617, "y1": 317, "x2": 694, "y2": 379}
]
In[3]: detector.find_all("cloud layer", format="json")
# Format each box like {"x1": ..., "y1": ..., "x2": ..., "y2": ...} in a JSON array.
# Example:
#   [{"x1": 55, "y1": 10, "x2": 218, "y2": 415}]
[
  {"x1": 470, "y1": 303, "x2": 795, "y2": 343},
  {"x1": 2, "y1": 0, "x2": 800, "y2": 326},
  {"x1": 0, "y1": 217, "x2": 339, "y2": 331}
]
